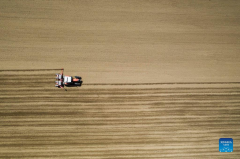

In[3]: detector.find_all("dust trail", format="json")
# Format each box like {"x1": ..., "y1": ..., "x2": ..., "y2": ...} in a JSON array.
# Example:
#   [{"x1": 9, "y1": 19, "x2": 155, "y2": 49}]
[
  {"x1": 0, "y1": 69, "x2": 62, "y2": 72},
  {"x1": 84, "y1": 82, "x2": 240, "y2": 85}
]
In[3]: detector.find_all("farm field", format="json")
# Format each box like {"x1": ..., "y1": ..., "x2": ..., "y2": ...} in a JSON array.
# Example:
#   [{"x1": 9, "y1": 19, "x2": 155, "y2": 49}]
[{"x1": 1, "y1": 0, "x2": 240, "y2": 158}]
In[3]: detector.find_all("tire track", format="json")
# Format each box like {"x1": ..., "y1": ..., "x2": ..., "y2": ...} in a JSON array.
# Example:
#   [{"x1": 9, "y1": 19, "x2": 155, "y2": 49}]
[
  {"x1": 0, "y1": 69, "x2": 63, "y2": 72},
  {"x1": 84, "y1": 82, "x2": 240, "y2": 85}
]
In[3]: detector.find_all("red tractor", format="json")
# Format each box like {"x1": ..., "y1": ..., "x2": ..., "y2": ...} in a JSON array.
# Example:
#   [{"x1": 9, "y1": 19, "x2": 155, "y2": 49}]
[{"x1": 55, "y1": 69, "x2": 83, "y2": 89}]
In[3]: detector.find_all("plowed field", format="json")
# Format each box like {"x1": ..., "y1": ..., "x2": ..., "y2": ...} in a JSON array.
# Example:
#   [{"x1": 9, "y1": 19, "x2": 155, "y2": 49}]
[{"x1": 0, "y1": 71, "x2": 240, "y2": 158}]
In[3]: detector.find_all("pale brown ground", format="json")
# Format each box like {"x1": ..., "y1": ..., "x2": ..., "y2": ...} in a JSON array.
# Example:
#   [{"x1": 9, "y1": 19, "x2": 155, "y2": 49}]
[{"x1": 0, "y1": 0, "x2": 240, "y2": 158}]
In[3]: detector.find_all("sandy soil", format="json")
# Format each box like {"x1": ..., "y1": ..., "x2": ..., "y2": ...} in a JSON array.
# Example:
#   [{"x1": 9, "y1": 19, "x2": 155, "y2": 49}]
[
  {"x1": 1, "y1": 0, "x2": 240, "y2": 83},
  {"x1": 0, "y1": 0, "x2": 240, "y2": 158}
]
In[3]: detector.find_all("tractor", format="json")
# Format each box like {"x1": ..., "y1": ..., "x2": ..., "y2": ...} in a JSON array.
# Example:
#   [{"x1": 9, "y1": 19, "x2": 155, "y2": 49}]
[{"x1": 55, "y1": 69, "x2": 82, "y2": 89}]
